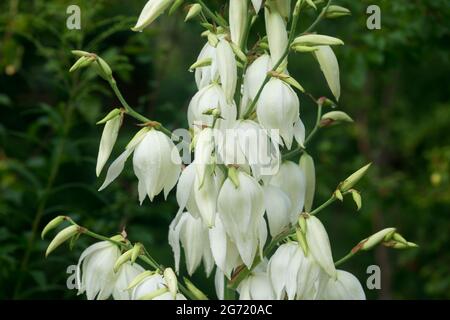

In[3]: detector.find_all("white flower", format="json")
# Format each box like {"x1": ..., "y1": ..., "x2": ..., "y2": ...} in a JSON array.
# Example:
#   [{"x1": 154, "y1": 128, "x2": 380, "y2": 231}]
[
  {"x1": 76, "y1": 240, "x2": 121, "y2": 300},
  {"x1": 229, "y1": 0, "x2": 248, "y2": 48},
  {"x1": 217, "y1": 171, "x2": 267, "y2": 267},
  {"x1": 313, "y1": 45, "x2": 341, "y2": 101},
  {"x1": 209, "y1": 215, "x2": 242, "y2": 278},
  {"x1": 132, "y1": 129, "x2": 182, "y2": 203},
  {"x1": 96, "y1": 113, "x2": 122, "y2": 177},
  {"x1": 175, "y1": 163, "x2": 201, "y2": 217},
  {"x1": 265, "y1": 4, "x2": 288, "y2": 64},
  {"x1": 195, "y1": 42, "x2": 219, "y2": 89},
  {"x1": 256, "y1": 78, "x2": 300, "y2": 149},
  {"x1": 305, "y1": 215, "x2": 337, "y2": 279},
  {"x1": 113, "y1": 262, "x2": 145, "y2": 300},
  {"x1": 131, "y1": 272, "x2": 186, "y2": 300},
  {"x1": 263, "y1": 185, "x2": 291, "y2": 237},
  {"x1": 268, "y1": 161, "x2": 306, "y2": 223},
  {"x1": 168, "y1": 211, "x2": 214, "y2": 276},
  {"x1": 132, "y1": 0, "x2": 174, "y2": 32},
  {"x1": 320, "y1": 270, "x2": 366, "y2": 300},
  {"x1": 188, "y1": 83, "x2": 237, "y2": 129},
  {"x1": 216, "y1": 39, "x2": 238, "y2": 103},
  {"x1": 268, "y1": 242, "x2": 320, "y2": 300},
  {"x1": 241, "y1": 54, "x2": 273, "y2": 117},
  {"x1": 238, "y1": 272, "x2": 275, "y2": 300}
]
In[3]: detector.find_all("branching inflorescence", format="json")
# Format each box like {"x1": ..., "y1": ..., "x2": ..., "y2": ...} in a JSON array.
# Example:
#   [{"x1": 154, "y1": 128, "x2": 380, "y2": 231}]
[{"x1": 42, "y1": 0, "x2": 417, "y2": 300}]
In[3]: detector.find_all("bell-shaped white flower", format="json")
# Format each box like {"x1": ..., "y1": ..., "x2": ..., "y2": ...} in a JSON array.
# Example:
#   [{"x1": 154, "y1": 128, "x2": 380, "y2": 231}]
[
  {"x1": 209, "y1": 215, "x2": 242, "y2": 278},
  {"x1": 320, "y1": 270, "x2": 366, "y2": 300},
  {"x1": 216, "y1": 39, "x2": 238, "y2": 103},
  {"x1": 99, "y1": 127, "x2": 148, "y2": 191},
  {"x1": 194, "y1": 42, "x2": 219, "y2": 89},
  {"x1": 96, "y1": 112, "x2": 122, "y2": 177},
  {"x1": 256, "y1": 78, "x2": 300, "y2": 149},
  {"x1": 132, "y1": 0, "x2": 173, "y2": 32},
  {"x1": 188, "y1": 83, "x2": 237, "y2": 129},
  {"x1": 76, "y1": 240, "x2": 121, "y2": 300},
  {"x1": 113, "y1": 262, "x2": 145, "y2": 300},
  {"x1": 175, "y1": 163, "x2": 201, "y2": 217},
  {"x1": 168, "y1": 211, "x2": 214, "y2": 276},
  {"x1": 238, "y1": 272, "x2": 276, "y2": 300},
  {"x1": 193, "y1": 165, "x2": 219, "y2": 227},
  {"x1": 268, "y1": 161, "x2": 305, "y2": 223},
  {"x1": 264, "y1": 4, "x2": 288, "y2": 64},
  {"x1": 217, "y1": 171, "x2": 266, "y2": 267},
  {"x1": 305, "y1": 215, "x2": 337, "y2": 279},
  {"x1": 241, "y1": 54, "x2": 273, "y2": 117},
  {"x1": 133, "y1": 129, "x2": 182, "y2": 203},
  {"x1": 268, "y1": 242, "x2": 320, "y2": 300},
  {"x1": 263, "y1": 185, "x2": 291, "y2": 237},
  {"x1": 229, "y1": 0, "x2": 248, "y2": 48}
]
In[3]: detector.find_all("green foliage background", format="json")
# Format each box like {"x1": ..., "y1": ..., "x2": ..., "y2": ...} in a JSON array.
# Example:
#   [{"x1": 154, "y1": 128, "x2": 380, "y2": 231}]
[{"x1": 0, "y1": 0, "x2": 449, "y2": 299}]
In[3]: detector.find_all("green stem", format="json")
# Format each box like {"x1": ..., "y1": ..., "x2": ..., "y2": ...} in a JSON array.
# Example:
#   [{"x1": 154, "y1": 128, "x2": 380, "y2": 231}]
[
  {"x1": 302, "y1": 0, "x2": 333, "y2": 34},
  {"x1": 309, "y1": 195, "x2": 336, "y2": 215},
  {"x1": 197, "y1": 0, "x2": 227, "y2": 28},
  {"x1": 334, "y1": 251, "x2": 356, "y2": 267},
  {"x1": 109, "y1": 78, "x2": 183, "y2": 143}
]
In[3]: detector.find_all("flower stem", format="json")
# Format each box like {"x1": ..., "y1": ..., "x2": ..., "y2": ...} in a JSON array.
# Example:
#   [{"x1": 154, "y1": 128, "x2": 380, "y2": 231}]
[
  {"x1": 197, "y1": 0, "x2": 227, "y2": 28},
  {"x1": 302, "y1": 0, "x2": 333, "y2": 34},
  {"x1": 334, "y1": 251, "x2": 356, "y2": 267}
]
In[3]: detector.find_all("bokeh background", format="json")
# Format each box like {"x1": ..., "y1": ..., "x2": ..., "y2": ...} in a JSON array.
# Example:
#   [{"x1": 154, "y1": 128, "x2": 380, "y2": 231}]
[{"x1": 0, "y1": 0, "x2": 449, "y2": 299}]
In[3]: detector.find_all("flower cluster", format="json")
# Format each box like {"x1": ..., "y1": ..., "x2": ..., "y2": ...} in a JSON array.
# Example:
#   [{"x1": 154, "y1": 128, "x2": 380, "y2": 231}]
[{"x1": 42, "y1": 0, "x2": 417, "y2": 301}]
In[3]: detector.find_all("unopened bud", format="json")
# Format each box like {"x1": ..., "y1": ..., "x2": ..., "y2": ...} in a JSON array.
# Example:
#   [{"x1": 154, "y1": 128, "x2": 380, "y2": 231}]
[
  {"x1": 131, "y1": 243, "x2": 143, "y2": 264},
  {"x1": 140, "y1": 287, "x2": 168, "y2": 300},
  {"x1": 127, "y1": 270, "x2": 154, "y2": 290},
  {"x1": 292, "y1": 34, "x2": 344, "y2": 47},
  {"x1": 96, "y1": 56, "x2": 113, "y2": 80},
  {"x1": 189, "y1": 58, "x2": 212, "y2": 71},
  {"x1": 325, "y1": 5, "x2": 351, "y2": 19},
  {"x1": 230, "y1": 42, "x2": 248, "y2": 63},
  {"x1": 292, "y1": 45, "x2": 319, "y2": 53},
  {"x1": 164, "y1": 268, "x2": 178, "y2": 298},
  {"x1": 41, "y1": 216, "x2": 66, "y2": 239},
  {"x1": 69, "y1": 56, "x2": 95, "y2": 72},
  {"x1": 45, "y1": 225, "x2": 80, "y2": 257},
  {"x1": 96, "y1": 108, "x2": 122, "y2": 125},
  {"x1": 334, "y1": 189, "x2": 343, "y2": 201},
  {"x1": 114, "y1": 249, "x2": 133, "y2": 272},
  {"x1": 339, "y1": 163, "x2": 372, "y2": 192},
  {"x1": 207, "y1": 32, "x2": 219, "y2": 47},
  {"x1": 185, "y1": 4, "x2": 202, "y2": 22},
  {"x1": 320, "y1": 111, "x2": 353, "y2": 127},
  {"x1": 357, "y1": 228, "x2": 396, "y2": 252},
  {"x1": 305, "y1": 0, "x2": 317, "y2": 10}
]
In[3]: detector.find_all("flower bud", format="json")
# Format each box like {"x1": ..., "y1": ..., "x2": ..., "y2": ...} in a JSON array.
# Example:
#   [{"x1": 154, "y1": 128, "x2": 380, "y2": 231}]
[
  {"x1": 320, "y1": 111, "x2": 353, "y2": 127},
  {"x1": 292, "y1": 34, "x2": 344, "y2": 47},
  {"x1": 339, "y1": 163, "x2": 372, "y2": 192},
  {"x1": 230, "y1": 42, "x2": 248, "y2": 63},
  {"x1": 69, "y1": 56, "x2": 95, "y2": 73},
  {"x1": 132, "y1": 0, "x2": 174, "y2": 32},
  {"x1": 334, "y1": 188, "x2": 343, "y2": 201},
  {"x1": 139, "y1": 287, "x2": 168, "y2": 300},
  {"x1": 299, "y1": 153, "x2": 315, "y2": 212},
  {"x1": 114, "y1": 249, "x2": 133, "y2": 272},
  {"x1": 305, "y1": 0, "x2": 317, "y2": 10},
  {"x1": 96, "y1": 110, "x2": 122, "y2": 177},
  {"x1": 325, "y1": 5, "x2": 351, "y2": 19},
  {"x1": 292, "y1": 45, "x2": 319, "y2": 53},
  {"x1": 185, "y1": 4, "x2": 202, "y2": 22},
  {"x1": 229, "y1": 0, "x2": 248, "y2": 48},
  {"x1": 131, "y1": 243, "x2": 143, "y2": 263},
  {"x1": 164, "y1": 268, "x2": 178, "y2": 298},
  {"x1": 127, "y1": 270, "x2": 154, "y2": 290},
  {"x1": 45, "y1": 225, "x2": 80, "y2": 257},
  {"x1": 71, "y1": 50, "x2": 92, "y2": 57},
  {"x1": 357, "y1": 228, "x2": 396, "y2": 252},
  {"x1": 265, "y1": 3, "x2": 288, "y2": 65},
  {"x1": 95, "y1": 56, "x2": 113, "y2": 80},
  {"x1": 270, "y1": 71, "x2": 305, "y2": 92},
  {"x1": 41, "y1": 216, "x2": 66, "y2": 239},
  {"x1": 189, "y1": 57, "x2": 212, "y2": 71}
]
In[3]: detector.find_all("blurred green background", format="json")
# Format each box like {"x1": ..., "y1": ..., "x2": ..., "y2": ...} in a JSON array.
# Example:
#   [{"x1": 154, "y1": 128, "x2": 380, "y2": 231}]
[{"x1": 0, "y1": 0, "x2": 449, "y2": 299}]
